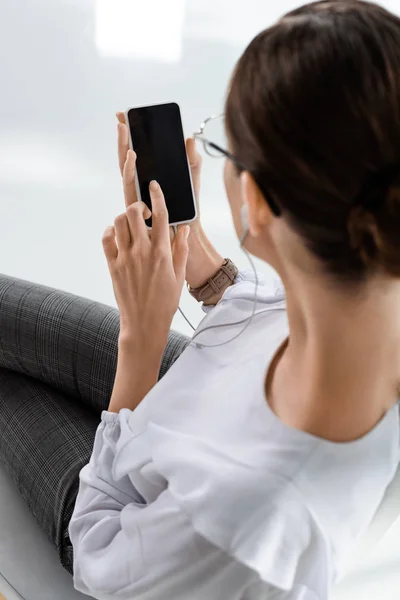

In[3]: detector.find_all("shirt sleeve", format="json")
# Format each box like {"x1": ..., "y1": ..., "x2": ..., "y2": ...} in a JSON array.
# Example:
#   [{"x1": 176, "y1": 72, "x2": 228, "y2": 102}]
[
  {"x1": 201, "y1": 269, "x2": 285, "y2": 313},
  {"x1": 242, "y1": 581, "x2": 320, "y2": 600},
  {"x1": 68, "y1": 411, "x2": 258, "y2": 600}
]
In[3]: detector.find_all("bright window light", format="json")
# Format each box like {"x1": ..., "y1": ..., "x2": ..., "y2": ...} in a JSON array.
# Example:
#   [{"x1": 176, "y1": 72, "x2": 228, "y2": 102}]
[{"x1": 95, "y1": 0, "x2": 185, "y2": 62}]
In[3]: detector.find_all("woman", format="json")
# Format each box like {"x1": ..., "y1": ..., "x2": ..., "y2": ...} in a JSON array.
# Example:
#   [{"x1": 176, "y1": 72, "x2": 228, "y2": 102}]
[{"x1": 1, "y1": 0, "x2": 400, "y2": 598}]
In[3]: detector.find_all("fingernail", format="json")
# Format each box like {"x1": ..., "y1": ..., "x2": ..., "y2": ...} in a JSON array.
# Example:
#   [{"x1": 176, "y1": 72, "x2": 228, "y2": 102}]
[
  {"x1": 184, "y1": 226, "x2": 190, "y2": 239},
  {"x1": 150, "y1": 180, "x2": 159, "y2": 191}
]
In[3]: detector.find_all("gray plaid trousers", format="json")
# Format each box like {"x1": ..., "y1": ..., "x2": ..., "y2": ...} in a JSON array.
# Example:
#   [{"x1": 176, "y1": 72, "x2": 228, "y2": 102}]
[{"x1": 0, "y1": 273, "x2": 191, "y2": 575}]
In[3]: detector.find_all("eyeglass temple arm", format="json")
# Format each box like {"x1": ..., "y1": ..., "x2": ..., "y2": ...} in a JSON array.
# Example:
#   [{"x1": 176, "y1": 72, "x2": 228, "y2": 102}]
[{"x1": 192, "y1": 129, "x2": 281, "y2": 217}]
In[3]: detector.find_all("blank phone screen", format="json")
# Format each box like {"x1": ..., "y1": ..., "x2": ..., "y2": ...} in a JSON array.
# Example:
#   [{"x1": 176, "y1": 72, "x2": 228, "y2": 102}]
[{"x1": 126, "y1": 103, "x2": 196, "y2": 227}]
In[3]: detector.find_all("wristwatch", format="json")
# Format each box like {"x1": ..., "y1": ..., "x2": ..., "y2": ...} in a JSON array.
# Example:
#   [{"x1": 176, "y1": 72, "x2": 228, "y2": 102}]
[{"x1": 188, "y1": 258, "x2": 239, "y2": 303}]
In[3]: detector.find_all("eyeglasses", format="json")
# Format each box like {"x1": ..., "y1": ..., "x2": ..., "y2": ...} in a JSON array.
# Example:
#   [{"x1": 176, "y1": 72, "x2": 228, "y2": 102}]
[{"x1": 193, "y1": 113, "x2": 281, "y2": 217}]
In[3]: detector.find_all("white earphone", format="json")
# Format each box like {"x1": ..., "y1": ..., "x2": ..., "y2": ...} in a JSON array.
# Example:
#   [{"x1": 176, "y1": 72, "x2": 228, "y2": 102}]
[{"x1": 240, "y1": 203, "x2": 250, "y2": 245}]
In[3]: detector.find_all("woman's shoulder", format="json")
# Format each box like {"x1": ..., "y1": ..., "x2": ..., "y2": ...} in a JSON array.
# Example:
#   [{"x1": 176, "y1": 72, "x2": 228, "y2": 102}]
[
  {"x1": 144, "y1": 395, "x2": 399, "y2": 595},
  {"x1": 147, "y1": 425, "x2": 329, "y2": 595}
]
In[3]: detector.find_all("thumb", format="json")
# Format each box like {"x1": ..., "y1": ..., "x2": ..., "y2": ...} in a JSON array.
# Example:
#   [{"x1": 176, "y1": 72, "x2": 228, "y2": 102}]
[
  {"x1": 186, "y1": 137, "x2": 199, "y2": 167},
  {"x1": 172, "y1": 225, "x2": 190, "y2": 284},
  {"x1": 186, "y1": 137, "x2": 202, "y2": 199}
]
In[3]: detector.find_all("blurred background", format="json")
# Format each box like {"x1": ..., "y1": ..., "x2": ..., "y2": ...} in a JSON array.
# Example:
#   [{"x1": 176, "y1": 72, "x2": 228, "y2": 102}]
[{"x1": 0, "y1": 0, "x2": 399, "y2": 598}]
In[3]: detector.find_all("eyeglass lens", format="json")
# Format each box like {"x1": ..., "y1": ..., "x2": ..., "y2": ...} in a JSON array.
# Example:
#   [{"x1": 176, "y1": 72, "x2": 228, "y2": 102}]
[{"x1": 202, "y1": 115, "x2": 227, "y2": 158}]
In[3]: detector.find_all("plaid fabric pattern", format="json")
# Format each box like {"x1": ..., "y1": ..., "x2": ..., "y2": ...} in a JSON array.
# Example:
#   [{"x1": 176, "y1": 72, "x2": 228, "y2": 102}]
[{"x1": 0, "y1": 273, "x2": 191, "y2": 574}]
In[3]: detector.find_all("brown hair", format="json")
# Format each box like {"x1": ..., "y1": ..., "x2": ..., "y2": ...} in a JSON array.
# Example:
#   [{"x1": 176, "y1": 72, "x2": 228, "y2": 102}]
[{"x1": 225, "y1": 0, "x2": 400, "y2": 283}]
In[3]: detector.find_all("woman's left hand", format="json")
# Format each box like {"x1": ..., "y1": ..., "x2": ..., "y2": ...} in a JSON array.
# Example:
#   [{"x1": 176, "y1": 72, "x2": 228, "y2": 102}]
[{"x1": 102, "y1": 149, "x2": 190, "y2": 355}]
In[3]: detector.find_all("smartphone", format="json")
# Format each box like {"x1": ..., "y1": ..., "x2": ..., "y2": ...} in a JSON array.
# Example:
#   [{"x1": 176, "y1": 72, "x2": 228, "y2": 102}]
[{"x1": 125, "y1": 102, "x2": 197, "y2": 228}]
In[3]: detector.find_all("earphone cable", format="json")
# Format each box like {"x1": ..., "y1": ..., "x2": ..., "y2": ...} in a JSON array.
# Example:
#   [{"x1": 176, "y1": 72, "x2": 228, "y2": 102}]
[{"x1": 176, "y1": 227, "x2": 261, "y2": 348}]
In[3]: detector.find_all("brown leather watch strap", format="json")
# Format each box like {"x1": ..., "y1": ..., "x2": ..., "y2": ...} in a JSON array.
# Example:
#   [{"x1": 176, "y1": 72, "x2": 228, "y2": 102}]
[{"x1": 188, "y1": 258, "x2": 239, "y2": 303}]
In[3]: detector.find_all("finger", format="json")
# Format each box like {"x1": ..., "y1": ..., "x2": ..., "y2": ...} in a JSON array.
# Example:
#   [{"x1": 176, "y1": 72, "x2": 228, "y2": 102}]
[
  {"x1": 102, "y1": 226, "x2": 118, "y2": 261},
  {"x1": 149, "y1": 180, "x2": 170, "y2": 249},
  {"x1": 186, "y1": 137, "x2": 202, "y2": 199},
  {"x1": 126, "y1": 202, "x2": 151, "y2": 245},
  {"x1": 122, "y1": 149, "x2": 139, "y2": 208},
  {"x1": 114, "y1": 213, "x2": 131, "y2": 249},
  {"x1": 186, "y1": 137, "x2": 202, "y2": 169},
  {"x1": 116, "y1": 111, "x2": 126, "y2": 124},
  {"x1": 172, "y1": 225, "x2": 190, "y2": 284},
  {"x1": 118, "y1": 123, "x2": 130, "y2": 176}
]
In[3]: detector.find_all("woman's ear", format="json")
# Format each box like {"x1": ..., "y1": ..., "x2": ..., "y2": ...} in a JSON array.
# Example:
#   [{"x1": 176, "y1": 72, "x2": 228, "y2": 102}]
[{"x1": 239, "y1": 171, "x2": 272, "y2": 237}]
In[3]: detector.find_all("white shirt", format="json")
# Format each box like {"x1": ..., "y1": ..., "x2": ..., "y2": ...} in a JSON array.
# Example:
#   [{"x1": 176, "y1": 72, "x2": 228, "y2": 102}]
[{"x1": 69, "y1": 270, "x2": 400, "y2": 600}]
